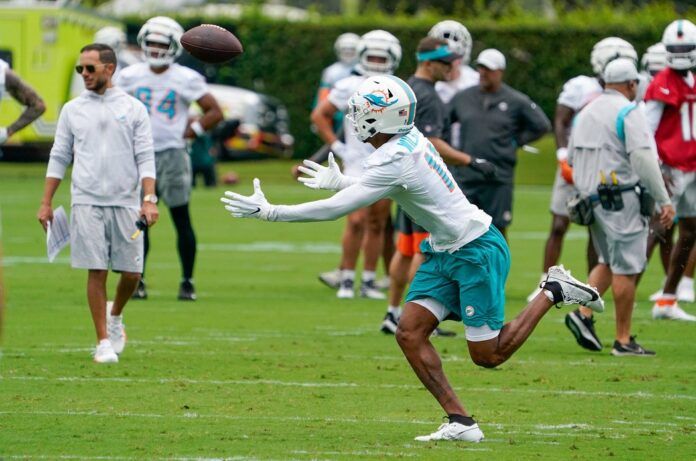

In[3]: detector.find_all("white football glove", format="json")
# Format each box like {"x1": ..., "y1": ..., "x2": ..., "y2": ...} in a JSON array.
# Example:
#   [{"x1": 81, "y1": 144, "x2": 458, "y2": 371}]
[
  {"x1": 297, "y1": 152, "x2": 350, "y2": 191},
  {"x1": 221, "y1": 178, "x2": 274, "y2": 220},
  {"x1": 330, "y1": 140, "x2": 347, "y2": 158},
  {"x1": 0, "y1": 127, "x2": 8, "y2": 144}
]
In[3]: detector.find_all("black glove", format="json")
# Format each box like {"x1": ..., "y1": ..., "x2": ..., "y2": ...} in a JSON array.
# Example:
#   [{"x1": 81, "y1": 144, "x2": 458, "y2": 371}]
[{"x1": 469, "y1": 157, "x2": 497, "y2": 180}]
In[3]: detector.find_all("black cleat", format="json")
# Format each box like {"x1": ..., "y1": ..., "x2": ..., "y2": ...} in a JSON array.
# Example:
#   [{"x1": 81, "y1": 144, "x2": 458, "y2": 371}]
[
  {"x1": 611, "y1": 336, "x2": 655, "y2": 357},
  {"x1": 132, "y1": 280, "x2": 147, "y2": 300},
  {"x1": 565, "y1": 309, "x2": 602, "y2": 351},
  {"x1": 380, "y1": 312, "x2": 399, "y2": 334},
  {"x1": 178, "y1": 280, "x2": 197, "y2": 301}
]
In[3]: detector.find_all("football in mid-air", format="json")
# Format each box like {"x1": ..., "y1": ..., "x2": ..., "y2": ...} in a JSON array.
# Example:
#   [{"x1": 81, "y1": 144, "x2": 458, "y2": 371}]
[{"x1": 180, "y1": 24, "x2": 243, "y2": 64}]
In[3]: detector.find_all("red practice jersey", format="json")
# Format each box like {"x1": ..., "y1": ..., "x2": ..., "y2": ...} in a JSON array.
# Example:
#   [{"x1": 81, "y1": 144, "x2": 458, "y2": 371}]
[{"x1": 644, "y1": 67, "x2": 696, "y2": 172}]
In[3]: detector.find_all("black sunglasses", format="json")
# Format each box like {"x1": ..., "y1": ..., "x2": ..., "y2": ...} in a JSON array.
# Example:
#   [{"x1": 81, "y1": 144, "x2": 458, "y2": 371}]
[{"x1": 75, "y1": 64, "x2": 106, "y2": 74}]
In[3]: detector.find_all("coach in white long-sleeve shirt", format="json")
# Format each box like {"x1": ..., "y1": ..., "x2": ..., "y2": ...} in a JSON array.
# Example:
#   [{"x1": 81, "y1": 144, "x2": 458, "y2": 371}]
[{"x1": 37, "y1": 44, "x2": 159, "y2": 364}]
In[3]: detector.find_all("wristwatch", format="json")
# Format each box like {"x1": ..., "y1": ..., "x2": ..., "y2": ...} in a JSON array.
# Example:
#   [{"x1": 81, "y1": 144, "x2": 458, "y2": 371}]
[{"x1": 143, "y1": 194, "x2": 158, "y2": 204}]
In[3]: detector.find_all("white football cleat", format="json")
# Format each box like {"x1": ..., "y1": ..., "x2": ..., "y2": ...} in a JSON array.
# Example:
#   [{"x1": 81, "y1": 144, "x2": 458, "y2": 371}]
[
  {"x1": 336, "y1": 278, "x2": 355, "y2": 299},
  {"x1": 360, "y1": 280, "x2": 386, "y2": 300},
  {"x1": 93, "y1": 340, "x2": 118, "y2": 364},
  {"x1": 415, "y1": 422, "x2": 484, "y2": 442},
  {"x1": 543, "y1": 265, "x2": 604, "y2": 313},
  {"x1": 318, "y1": 269, "x2": 341, "y2": 289},
  {"x1": 107, "y1": 310, "x2": 127, "y2": 355},
  {"x1": 652, "y1": 301, "x2": 696, "y2": 321},
  {"x1": 677, "y1": 278, "x2": 695, "y2": 303}
]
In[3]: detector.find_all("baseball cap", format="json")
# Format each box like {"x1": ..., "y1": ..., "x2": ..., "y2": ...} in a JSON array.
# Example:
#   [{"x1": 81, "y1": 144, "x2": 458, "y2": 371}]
[
  {"x1": 416, "y1": 40, "x2": 462, "y2": 63},
  {"x1": 603, "y1": 58, "x2": 639, "y2": 83},
  {"x1": 476, "y1": 49, "x2": 506, "y2": 70}
]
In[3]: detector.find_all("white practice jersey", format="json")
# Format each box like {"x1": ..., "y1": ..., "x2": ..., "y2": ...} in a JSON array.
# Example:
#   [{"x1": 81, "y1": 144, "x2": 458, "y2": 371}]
[
  {"x1": 435, "y1": 65, "x2": 480, "y2": 104},
  {"x1": 327, "y1": 74, "x2": 375, "y2": 175},
  {"x1": 272, "y1": 128, "x2": 491, "y2": 252},
  {"x1": 557, "y1": 75, "x2": 603, "y2": 112},
  {"x1": 320, "y1": 61, "x2": 353, "y2": 90},
  {"x1": 116, "y1": 62, "x2": 207, "y2": 151},
  {"x1": 0, "y1": 59, "x2": 8, "y2": 105}
]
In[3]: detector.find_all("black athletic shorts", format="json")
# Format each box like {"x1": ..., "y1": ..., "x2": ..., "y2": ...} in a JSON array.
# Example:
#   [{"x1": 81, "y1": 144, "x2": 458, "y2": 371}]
[{"x1": 460, "y1": 182, "x2": 513, "y2": 230}]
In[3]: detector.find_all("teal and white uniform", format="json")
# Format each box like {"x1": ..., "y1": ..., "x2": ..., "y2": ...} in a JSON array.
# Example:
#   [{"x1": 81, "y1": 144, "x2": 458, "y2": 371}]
[{"x1": 268, "y1": 127, "x2": 510, "y2": 340}]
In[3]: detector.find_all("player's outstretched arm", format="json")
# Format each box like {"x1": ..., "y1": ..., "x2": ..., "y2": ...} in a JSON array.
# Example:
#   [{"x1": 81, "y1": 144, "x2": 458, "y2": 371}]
[
  {"x1": 221, "y1": 178, "x2": 391, "y2": 223},
  {"x1": 297, "y1": 152, "x2": 358, "y2": 191}
]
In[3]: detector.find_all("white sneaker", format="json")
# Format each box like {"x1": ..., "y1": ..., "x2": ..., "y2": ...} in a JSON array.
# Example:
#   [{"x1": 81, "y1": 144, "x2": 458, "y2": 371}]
[
  {"x1": 677, "y1": 278, "x2": 695, "y2": 303},
  {"x1": 107, "y1": 310, "x2": 127, "y2": 355},
  {"x1": 374, "y1": 277, "x2": 391, "y2": 290},
  {"x1": 652, "y1": 301, "x2": 696, "y2": 321},
  {"x1": 93, "y1": 340, "x2": 118, "y2": 363},
  {"x1": 360, "y1": 280, "x2": 387, "y2": 300},
  {"x1": 337, "y1": 278, "x2": 355, "y2": 299},
  {"x1": 526, "y1": 273, "x2": 548, "y2": 303},
  {"x1": 415, "y1": 422, "x2": 484, "y2": 442},
  {"x1": 543, "y1": 265, "x2": 604, "y2": 313},
  {"x1": 318, "y1": 269, "x2": 341, "y2": 289}
]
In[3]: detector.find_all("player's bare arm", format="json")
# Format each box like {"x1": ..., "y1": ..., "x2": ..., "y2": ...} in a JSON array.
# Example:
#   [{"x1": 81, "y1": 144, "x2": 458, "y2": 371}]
[
  {"x1": 553, "y1": 104, "x2": 575, "y2": 149},
  {"x1": 184, "y1": 93, "x2": 223, "y2": 138},
  {"x1": 37, "y1": 177, "x2": 61, "y2": 231},
  {"x1": 310, "y1": 100, "x2": 340, "y2": 145},
  {"x1": 5, "y1": 69, "x2": 46, "y2": 138}
]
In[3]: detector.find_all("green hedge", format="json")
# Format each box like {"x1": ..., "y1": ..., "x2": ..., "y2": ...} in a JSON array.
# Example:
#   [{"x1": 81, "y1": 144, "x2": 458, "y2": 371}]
[{"x1": 125, "y1": 11, "x2": 685, "y2": 158}]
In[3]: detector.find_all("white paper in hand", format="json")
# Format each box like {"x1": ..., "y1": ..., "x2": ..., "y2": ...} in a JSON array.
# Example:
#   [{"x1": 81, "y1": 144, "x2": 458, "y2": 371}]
[{"x1": 46, "y1": 206, "x2": 70, "y2": 262}]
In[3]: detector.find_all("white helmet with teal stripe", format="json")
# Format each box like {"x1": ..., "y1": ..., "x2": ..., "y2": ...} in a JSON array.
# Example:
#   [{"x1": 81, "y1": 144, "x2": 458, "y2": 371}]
[
  {"x1": 663, "y1": 19, "x2": 696, "y2": 70},
  {"x1": 347, "y1": 75, "x2": 417, "y2": 142}
]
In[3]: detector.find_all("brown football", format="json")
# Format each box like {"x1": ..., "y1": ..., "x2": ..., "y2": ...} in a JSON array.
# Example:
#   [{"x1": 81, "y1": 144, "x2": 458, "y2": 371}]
[{"x1": 180, "y1": 24, "x2": 243, "y2": 64}]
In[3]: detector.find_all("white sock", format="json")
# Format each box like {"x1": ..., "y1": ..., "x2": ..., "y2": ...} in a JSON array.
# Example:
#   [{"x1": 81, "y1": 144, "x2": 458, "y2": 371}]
[
  {"x1": 362, "y1": 270, "x2": 376, "y2": 282},
  {"x1": 387, "y1": 305, "x2": 401, "y2": 316},
  {"x1": 543, "y1": 289, "x2": 555, "y2": 302},
  {"x1": 341, "y1": 269, "x2": 355, "y2": 281},
  {"x1": 109, "y1": 314, "x2": 123, "y2": 325},
  {"x1": 98, "y1": 339, "x2": 111, "y2": 347},
  {"x1": 679, "y1": 276, "x2": 694, "y2": 287},
  {"x1": 540, "y1": 272, "x2": 548, "y2": 282}
]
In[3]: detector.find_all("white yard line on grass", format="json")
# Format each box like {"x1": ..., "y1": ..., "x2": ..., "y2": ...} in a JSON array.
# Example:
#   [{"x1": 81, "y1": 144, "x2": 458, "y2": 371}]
[
  {"x1": 2, "y1": 375, "x2": 695, "y2": 401},
  {"x1": 0, "y1": 410, "x2": 678, "y2": 439}
]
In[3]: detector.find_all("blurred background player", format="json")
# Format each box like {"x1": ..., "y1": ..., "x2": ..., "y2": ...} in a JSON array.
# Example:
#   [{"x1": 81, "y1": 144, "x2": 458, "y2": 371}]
[
  {"x1": 428, "y1": 20, "x2": 478, "y2": 150},
  {"x1": 567, "y1": 58, "x2": 673, "y2": 355},
  {"x1": 381, "y1": 37, "x2": 495, "y2": 336},
  {"x1": 644, "y1": 19, "x2": 696, "y2": 321},
  {"x1": 116, "y1": 16, "x2": 223, "y2": 301},
  {"x1": 640, "y1": 41, "x2": 696, "y2": 303},
  {"x1": 0, "y1": 59, "x2": 46, "y2": 148},
  {"x1": 448, "y1": 48, "x2": 550, "y2": 238},
  {"x1": 310, "y1": 29, "x2": 401, "y2": 299},
  {"x1": 528, "y1": 37, "x2": 638, "y2": 302}
]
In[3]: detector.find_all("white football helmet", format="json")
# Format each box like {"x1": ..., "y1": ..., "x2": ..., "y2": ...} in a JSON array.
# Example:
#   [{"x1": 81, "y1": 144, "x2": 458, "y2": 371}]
[
  {"x1": 347, "y1": 75, "x2": 417, "y2": 142},
  {"x1": 641, "y1": 43, "x2": 668, "y2": 76},
  {"x1": 590, "y1": 37, "x2": 638, "y2": 75},
  {"x1": 662, "y1": 19, "x2": 696, "y2": 70},
  {"x1": 137, "y1": 16, "x2": 184, "y2": 67},
  {"x1": 428, "y1": 20, "x2": 473, "y2": 65},
  {"x1": 334, "y1": 32, "x2": 360, "y2": 65},
  {"x1": 94, "y1": 27, "x2": 127, "y2": 53},
  {"x1": 355, "y1": 30, "x2": 401, "y2": 76}
]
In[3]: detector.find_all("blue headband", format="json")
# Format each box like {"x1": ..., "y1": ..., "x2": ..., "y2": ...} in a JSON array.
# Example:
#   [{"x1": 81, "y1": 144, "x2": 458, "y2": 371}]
[{"x1": 416, "y1": 45, "x2": 455, "y2": 62}]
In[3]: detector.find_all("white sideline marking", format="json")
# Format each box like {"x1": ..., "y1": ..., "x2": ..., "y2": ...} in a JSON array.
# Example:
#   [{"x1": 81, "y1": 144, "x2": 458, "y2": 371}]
[
  {"x1": 2, "y1": 375, "x2": 694, "y2": 401},
  {"x1": 2, "y1": 229, "x2": 589, "y2": 266},
  {"x1": 0, "y1": 410, "x2": 679, "y2": 439}
]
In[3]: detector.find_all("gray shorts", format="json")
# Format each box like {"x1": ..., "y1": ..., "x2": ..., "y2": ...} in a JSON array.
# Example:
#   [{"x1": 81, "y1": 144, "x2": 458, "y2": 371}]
[
  {"x1": 549, "y1": 167, "x2": 577, "y2": 217},
  {"x1": 156, "y1": 148, "x2": 192, "y2": 208},
  {"x1": 589, "y1": 194, "x2": 648, "y2": 275},
  {"x1": 665, "y1": 166, "x2": 696, "y2": 218},
  {"x1": 71, "y1": 205, "x2": 143, "y2": 273}
]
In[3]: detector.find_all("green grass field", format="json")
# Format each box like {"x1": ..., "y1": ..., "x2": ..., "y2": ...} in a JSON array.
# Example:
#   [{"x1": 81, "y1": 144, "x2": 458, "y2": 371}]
[{"x1": 0, "y1": 154, "x2": 694, "y2": 460}]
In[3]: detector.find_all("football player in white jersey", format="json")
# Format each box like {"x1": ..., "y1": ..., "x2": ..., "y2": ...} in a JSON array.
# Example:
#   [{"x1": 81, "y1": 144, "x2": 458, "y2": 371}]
[
  {"x1": 0, "y1": 59, "x2": 46, "y2": 146},
  {"x1": 221, "y1": 75, "x2": 603, "y2": 442},
  {"x1": 316, "y1": 32, "x2": 360, "y2": 105},
  {"x1": 428, "y1": 20, "x2": 480, "y2": 104},
  {"x1": 529, "y1": 38, "x2": 637, "y2": 304},
  {"x1": 116, "y1": 16, "x2": 223, "y2": 301},
  {"x1": 310, "y1": 30, "x2": 401, "y2": 299}
]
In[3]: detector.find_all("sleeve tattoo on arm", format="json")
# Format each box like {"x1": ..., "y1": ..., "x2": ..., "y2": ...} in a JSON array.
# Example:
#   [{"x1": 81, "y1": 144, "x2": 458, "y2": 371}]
[{"x1": 5, "y1": 70, "x2": 46, "y2": 136}]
